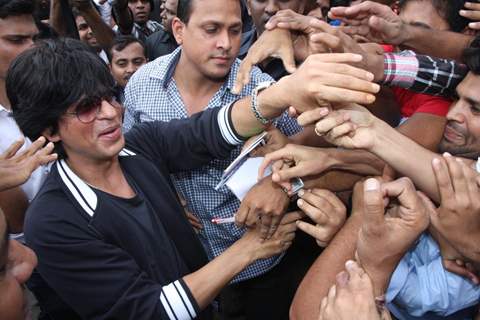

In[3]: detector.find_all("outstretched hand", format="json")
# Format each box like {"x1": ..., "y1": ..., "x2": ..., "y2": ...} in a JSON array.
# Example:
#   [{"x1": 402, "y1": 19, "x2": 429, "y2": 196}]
[
  {"x1": 329, "y1": 1, "x2": 407, "y2": 45},
  {"x1": 0, "y1": 137, "x2": 57, "y2": 192},
  {"x1": 356, "y1": 177, "x2": 429, "y2": 296}
]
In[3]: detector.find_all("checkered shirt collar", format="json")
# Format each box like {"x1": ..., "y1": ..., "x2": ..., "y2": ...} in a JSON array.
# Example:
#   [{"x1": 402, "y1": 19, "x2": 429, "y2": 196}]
[{"x1": 148, "y1": 46, "x2": 241, "y2": 95}]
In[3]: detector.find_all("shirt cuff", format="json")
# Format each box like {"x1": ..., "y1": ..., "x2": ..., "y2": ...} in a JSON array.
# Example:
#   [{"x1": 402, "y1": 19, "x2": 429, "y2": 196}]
[
  {"x1": 217, "y1": 100, "x2": 245, "y2": 145},
  {"x1": 383, "y1": 51, "x2": 419, "y2": 89},
  {"x1": 159, "y1": 280, "x2": 198, "y2": 320}
]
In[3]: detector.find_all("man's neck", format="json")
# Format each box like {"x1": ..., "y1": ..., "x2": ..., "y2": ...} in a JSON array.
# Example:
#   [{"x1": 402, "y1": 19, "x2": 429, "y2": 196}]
[
  {"x1": 0, "y1": 80, "x2": 11, "y2": 109},
  {"x1": 65, "y1": 154, "x2": 135, "y2": 198},
  {"x1": 173, "y1": 53, "x2": 225, "y2": 115}
]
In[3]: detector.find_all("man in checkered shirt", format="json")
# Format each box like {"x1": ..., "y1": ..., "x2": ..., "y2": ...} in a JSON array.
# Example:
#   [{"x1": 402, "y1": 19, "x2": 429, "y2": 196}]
[{"x1": 123, "y1": 0, "x2": 313, "y2": 318}]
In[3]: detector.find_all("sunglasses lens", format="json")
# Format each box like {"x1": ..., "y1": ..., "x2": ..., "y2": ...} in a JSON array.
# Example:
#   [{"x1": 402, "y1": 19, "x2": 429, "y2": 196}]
[{"x1": 76, "y1": 98, "x2": 100, "y2": 123}]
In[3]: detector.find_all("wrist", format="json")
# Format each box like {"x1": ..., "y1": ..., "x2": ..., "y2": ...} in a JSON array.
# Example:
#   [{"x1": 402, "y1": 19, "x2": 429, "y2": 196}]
[{"x1": 256, "y1": 78, "x2": 291, "y2": 119}]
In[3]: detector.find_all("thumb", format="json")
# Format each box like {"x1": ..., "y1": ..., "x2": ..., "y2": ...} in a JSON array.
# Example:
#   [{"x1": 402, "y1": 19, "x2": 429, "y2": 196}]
[
  {"x1": 279, "y1": 46, "x2": 297, "y2": 74},
  {"x1": 363, "y1": 178, "x2": 385, "y2": 227}
]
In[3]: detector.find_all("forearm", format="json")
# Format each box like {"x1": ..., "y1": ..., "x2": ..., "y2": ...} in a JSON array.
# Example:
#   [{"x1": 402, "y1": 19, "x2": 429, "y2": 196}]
[
  {"x1": 49, "y1": 0, "x2": 78, "y2": 38},
  {"x1": 290, "y1": 213, "x2": 363, "y2": 320},
  {"x1": 371, "y1": 119, "x2": 440, "y2": 201},
  {"x1": 79, "y1": 6, "x2": 115, "y2": 51},
  {"x1": 231, "y1": 80, "x2": 289, "y2": 138},
  {"x1": 183, "y1": 239, "x2": 253, "y2": 310},
  {"x1": 401, "y1": 25, "x2": 473, "y2": 62},
  {"x1": 112, "y1": 1, "x2": 133, "y2": 34},
  {"x1": 303, "y1": 170, "x2": 365, "y2": 192},
  {"x1": 0, "y1": 188, "x2": 29, "y2": 233}
]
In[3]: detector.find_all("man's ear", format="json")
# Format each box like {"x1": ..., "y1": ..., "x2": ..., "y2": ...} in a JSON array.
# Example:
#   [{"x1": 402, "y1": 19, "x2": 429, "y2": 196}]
[
  {"x1": 172, "y1": 17, "x2": 186, "y2": 45},
  {"x1": 42, "y1": 127, "x2": 61, "y2": 143},
  {"x1": 246, "y1": 0, "x2": 252, "y2": 16}
]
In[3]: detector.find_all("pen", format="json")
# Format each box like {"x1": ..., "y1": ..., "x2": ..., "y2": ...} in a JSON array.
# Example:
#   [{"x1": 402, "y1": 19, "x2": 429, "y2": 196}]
[{"x1": 211, "y1": 216, "x2": 236, "y2": 224}]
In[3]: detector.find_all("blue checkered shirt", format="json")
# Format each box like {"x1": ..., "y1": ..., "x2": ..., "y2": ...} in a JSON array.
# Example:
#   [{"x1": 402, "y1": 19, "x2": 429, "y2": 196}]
[{"x1": 123, "y1": 47, "x2": 302, "y2": 282}]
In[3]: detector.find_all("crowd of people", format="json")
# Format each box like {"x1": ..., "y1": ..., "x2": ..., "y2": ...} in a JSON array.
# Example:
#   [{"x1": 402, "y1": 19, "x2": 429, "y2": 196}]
[{"x1": 1, "y1": 0, "x2": 480, "y2": 319}]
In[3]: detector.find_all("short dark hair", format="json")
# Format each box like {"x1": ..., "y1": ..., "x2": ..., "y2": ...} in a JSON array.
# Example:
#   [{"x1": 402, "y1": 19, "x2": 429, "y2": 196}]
[
  {"x1": 176, "y1": 0, "x2": 193, "y2": 23},
  {"x1": 463, "y1": 35, "x2": 480, "y2": 75},
  {"x1": 7, "y1": 38, "x2": 116, "y2": 159},
  {"x1": 107, "y1": 35, "x2": 147, "y2": 62},
  {"x1": 398, "y1": 0, "x2": 471, "y2": 33},
  {"x1": 0, "y1": 0, "x2": 34, "y2": 19}
]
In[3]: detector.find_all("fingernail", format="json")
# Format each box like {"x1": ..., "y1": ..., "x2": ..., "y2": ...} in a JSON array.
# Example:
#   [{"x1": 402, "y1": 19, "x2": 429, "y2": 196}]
[
  {"x1": 366, "y1": 94, "x2": 376, "y2": 103},
  {"x1": 432, "y1": 158, "x2": 440, "y2": 168},
  {"x1": 298, "y1": 189, "x2": 305, "y2": 197},
  {"x1": 443, "y1": 152, "x2": 452, "y2": 157},
  {"x1": 365, "y1": 178, "x2": 379, "y2": 191},
  {"x1": 366, "y1": 72, "x2": 374, "y2": 81},
  {"x1": 455, "y1": 157, "x2": 463, "y2": 163},
  {"x1": 460, "y1": 10, "x2": 467, "y2": 15},
  {"x1": 345, "y1": 260, "x2": 355, "y2": 269},
  {"x1": 297, "y1": 199, "x2": 304, "y2": 206},
  {"x1": 372, "y1": 83, "x2": 380, "y2": 92},
  {"x1": 319, "y1": 107, "x2": 329, "y2": 116}
]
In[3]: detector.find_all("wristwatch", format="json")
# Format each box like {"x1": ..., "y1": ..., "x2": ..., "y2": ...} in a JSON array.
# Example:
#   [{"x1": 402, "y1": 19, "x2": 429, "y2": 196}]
[{"x1": 251, "y1": 81, "x2": 275, "y2": 125}]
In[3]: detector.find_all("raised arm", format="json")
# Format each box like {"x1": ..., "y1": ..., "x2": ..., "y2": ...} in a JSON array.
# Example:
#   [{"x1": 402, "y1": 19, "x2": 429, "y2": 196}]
[
  {"x1": 329, "y1": 1, "x2": 474, "y2": 62},
  {"x1": 71, "y1": 0, "x2": 116, "y2": 51}
]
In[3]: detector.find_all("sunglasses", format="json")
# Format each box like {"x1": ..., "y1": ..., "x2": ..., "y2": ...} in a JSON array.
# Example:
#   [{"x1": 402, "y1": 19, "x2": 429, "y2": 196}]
[{"x1": 64, "y1": 94, "x2": 123, "y2": 124}]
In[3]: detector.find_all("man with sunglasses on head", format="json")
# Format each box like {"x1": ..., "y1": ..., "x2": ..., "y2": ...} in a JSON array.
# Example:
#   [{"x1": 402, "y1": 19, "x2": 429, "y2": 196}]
[{"x1": 8, "y1": 36, "x2": 378, "y2": 319}]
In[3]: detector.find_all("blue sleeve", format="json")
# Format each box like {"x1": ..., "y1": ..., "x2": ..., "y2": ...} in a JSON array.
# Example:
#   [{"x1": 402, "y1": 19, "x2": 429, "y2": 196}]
[
  {"x1": 125, "y1": 103, "x2": 244, "y2": 173},
  {"x1": 386, "y1": 234, "x2": 480, "y2": 318}
]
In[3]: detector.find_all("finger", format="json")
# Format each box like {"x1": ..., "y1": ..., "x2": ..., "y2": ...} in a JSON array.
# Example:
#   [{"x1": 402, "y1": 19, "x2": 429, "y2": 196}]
[
  {"x1": 461, "y1": 162, "x2": 480, "y2": 201},
  {"x1": 296, "y1": 221, "x2": 329, "y2": 246},
  {"x1": 443, "y1": 259, "x2": 480, "y2": 285},
  {"x1": 260, "y1": 214, "x2": 273, "y2": 239},
  {"x1": 258, "y1": 149, "x2": 293, "y2": 181},
  {"x1": 460, "y1": 9, "x2": 480, "y2": 20},
  {"x1": 266, "y1": 215, "x2": 281, "y2": 239},
  {"x1": 235, "y1": 203, "x2": 249, "y2": 227},
  {"x1": 432, "y1": 157, "x2": 454, "y2": 204},
  {"x1": 297, "y1": 197, "x2": 329, "y2": 225},
  {"x1": 273, "y1": 166, "x2": 311, "y2": 182},
  {"x1": 297, "y1": 107, "x2": 330, "y2": 127},
  {"x1": 232, "y1": 60, "x2": 253, "y2": 94},
  {"x1": 468, "y1": 22, "x2": 480, "y2": 29},
  {"x1": 363, "y1": 178, "x2": 385, "y2": 227},
  {"x1": 30, "y1": 142, "x2": 57, "y2": 168},
  {"x1": 314, "y1": 111, "x2": 351, "y2": 136},
  {"x1": 416, "y1": 191, "x2": 436, "y2": 214},
  {"x1": 310, "y1": 189, "x2": 346, "y2": 211},
  {"x1": 444, "y1": 155, "x2": 469, "y2": 198},
  {"x1": 310, "y1": 32, "x2": 342, "y2": 53},
  {"x1": 314, "y1": 85, "x2": 377, "y2": 106},
  {"x1": 327, "y1": 122, "x2": 357, "y2": 140},
  {"x1": 24, "y1": 136, "x2": 47, "y2": 158},
  {"x1": 245, "y1": 207, "x2": 259, "y2": 227},
  {"x1": 381, "y1": 177, "x2": 419, "y2": 211},
  {"x1": 279, "y1": 46, "x2": 297, "y2": 74},
  {"x1": 465, "y1": 2, "x2": 480, "y2": 10},
  {"x1": 1, "y1": 139, "x2": 25, "y2": 160},
  {"x1": 308, "y1": 58, "x2": 376, "y2": 82},
  {"x1": 280, "y1": 210, "x2": 306, "y2": 224},
  {"x1": 319, "y1": 297, "x2": 328, "y2": 320},
  {"x1": 307, "y1": 52, "x2": 364, "y2": 64}
]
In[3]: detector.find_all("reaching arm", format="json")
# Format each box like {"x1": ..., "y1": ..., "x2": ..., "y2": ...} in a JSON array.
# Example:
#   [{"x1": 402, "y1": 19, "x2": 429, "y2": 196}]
[
  {"x1": 49, "y1": 0, "x2": 79, "y2": 38},
  {"x1": 71, "y1": 0, "x2": 115, "y2": 51},
  {"x1": 290, "y1": 182, "x2": 366, "y2": 320},
  {"x1": 329, "y1": 1, "x2": 474, "y2": 62},
  {"x1": 111, "y1": 0, "x2": 134, "y2": 35}
]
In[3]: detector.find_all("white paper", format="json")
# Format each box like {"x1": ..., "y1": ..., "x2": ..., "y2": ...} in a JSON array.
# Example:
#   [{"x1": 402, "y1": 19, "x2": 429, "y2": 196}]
[{"x1": 226, "y1": 157, "x2": 271, "y2": 201}]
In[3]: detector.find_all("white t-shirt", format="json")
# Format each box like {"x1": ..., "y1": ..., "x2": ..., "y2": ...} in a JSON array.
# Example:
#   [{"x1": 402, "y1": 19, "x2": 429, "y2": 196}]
[{"x1": 0, "y1": 104, "x2": 50, "y2": 201}]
